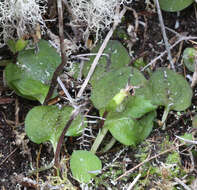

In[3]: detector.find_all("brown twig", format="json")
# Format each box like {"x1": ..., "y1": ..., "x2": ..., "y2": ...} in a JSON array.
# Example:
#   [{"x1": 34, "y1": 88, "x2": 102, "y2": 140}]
[
  {"x1": 54, "y1": 108, "x2": 80, "y2": 169},
  {"x1": 15, "y1": 98, "x2": 19, "y2": 127},
  {"x1": 36, "y1": 144, "x2": 42, "y2": 184},
  {"x1": 0, "y1": 97, "x2": 14, "y2": 104},
  {"x1": 43, "y1": 0, "x2": 67, "y2": 105}
]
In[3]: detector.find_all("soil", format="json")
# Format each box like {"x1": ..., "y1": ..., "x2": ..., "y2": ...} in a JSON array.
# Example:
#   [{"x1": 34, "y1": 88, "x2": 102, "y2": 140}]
[{"x1": 0, "y1": 1, "x2": 197, "y2": 190}]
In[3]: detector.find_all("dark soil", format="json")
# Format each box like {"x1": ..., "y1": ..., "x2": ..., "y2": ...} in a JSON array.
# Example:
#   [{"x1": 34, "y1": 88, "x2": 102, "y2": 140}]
[{"x1": 1, "y1": 1, "x2": 197, "y2": 190}]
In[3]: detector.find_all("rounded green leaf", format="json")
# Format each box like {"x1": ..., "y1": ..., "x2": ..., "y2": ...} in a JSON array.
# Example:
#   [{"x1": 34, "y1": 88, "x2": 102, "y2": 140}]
[
  {"x1": 159, "y1": 0, "x2": 194, "y2": 12},
  {"x1": 25, "y1": 105, "x2": 85, "y2": 151},
  {"x1": 105, "y1": 111, "x2": 156, "y2": 146},
  {"x1": 17, "y1": 40, "x2": 61, "y2": 84},
  {"x1": 183, "y1": 47, "x2": 197, "y2": 72},
  {"x1": 5, "y1": 40, "x2": 61, "y2": 103},
  {"x1": 148, "y1": 68, "x2": 192, "y2": 111},
  {"x1": 70, "y1": 150, "x2": 102, "y2": 183}
]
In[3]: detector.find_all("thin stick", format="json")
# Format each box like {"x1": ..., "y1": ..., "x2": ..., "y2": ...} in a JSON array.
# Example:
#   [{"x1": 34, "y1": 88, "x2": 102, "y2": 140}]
[
  {"x1": 175, "y1": 135, "x2": 197, "y2": 145},
  {"x1": 77, "y1": 7, "x2": 126, "y2": 98},
  {"x1": 57, "y1": 77, "x2": 76, "y2": 107},
  {"x1": 155, "y1": 0, "x2": 175, "y2": 71},
  {"x1": 127, "y1": 173, "x2": 141, "y2": 190},
  {"x1": 174, "y1": 177, "x2": 192, "y2": 190},
  {"x1": 115, "y1": 142, "x2": 185, "y2": 181},
  {"x1": 141, "y1": 36, "x2": 197, "y2": 71},
  {"x1": 43, "y1": 0, "x2": 67, "y2": 104},
  {"x1": 15, "y1": 98, "x2": 19, "y2": 127},
  {"x1": 36, "y1": 144, "x2": 42, "y2": 184},
  {"x1": 0, "y1": 148, "x2": 18, "y2": 166}
]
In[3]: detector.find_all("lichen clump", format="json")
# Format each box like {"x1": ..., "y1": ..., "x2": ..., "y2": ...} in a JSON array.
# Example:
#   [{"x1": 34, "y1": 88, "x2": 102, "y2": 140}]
[
  {"x1": 69, "y1": 0, "x2": 132, "y2": 40},
  {"x1": 0, "y1": 0, "x2": 47, "y2": 47}
]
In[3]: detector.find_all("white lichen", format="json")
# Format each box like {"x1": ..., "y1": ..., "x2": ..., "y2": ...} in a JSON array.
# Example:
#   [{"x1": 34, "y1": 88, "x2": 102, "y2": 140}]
[
  {"x1": 69, "y1": 0, "x2": 132, "y2": 41},
  {"x1": 0, "y1": 0, "x2": 47, "y2": 47}
]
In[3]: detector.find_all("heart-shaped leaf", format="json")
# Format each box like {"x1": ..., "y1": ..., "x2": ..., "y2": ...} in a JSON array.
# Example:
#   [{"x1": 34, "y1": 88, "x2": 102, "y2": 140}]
[
  {"x1": 183, "y1": 47, "x2": 197, "y2": 72},
  {"x1": 70, "y1": 150, "x2": 102, "y2": 183},
  {"x1": 25, "y1": 105, "x2": 85, "y2": 151},
  {"x1": 159, "y1": 0, "x2": 194, "y2": 12},
  {"x1": 105, "y1": 111, "x2": 156, "y2": 146},
  {"x1": 91, "y1": 67, "x2": 147, "y2": 110},
  {"x1": 5, "y1": 40, "x2": 61, "y2": 103},
  {"x1": 148, "y1": 68, "x2": 192, "y2": 125}
]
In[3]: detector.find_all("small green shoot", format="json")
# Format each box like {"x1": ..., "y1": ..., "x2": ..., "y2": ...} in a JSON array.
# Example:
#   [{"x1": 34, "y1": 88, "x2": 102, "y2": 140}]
[
  {"x1": 25, "y1": 105, "x2": 85, "y2": 152},
  {"x1": 7, "y1": 38, "x2": 28, "y2": 54},
  {"x1": 159, "y1": 0, "x2": 194, "y2": 12},
  {"x1": 183, "y1": 47, "x2": 197, "y2": 72},
  {"x1": 70, "y1": 150, "x2": 102, "y2": 183}
]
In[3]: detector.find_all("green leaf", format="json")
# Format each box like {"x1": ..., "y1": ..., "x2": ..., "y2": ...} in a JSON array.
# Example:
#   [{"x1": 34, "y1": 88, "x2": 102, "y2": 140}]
[
  {"x1": 122, "y1": 95, "x2": 157, "y2": 119},
  {"x1": 105, "y1": 111, "x2": 156, "y2": 146},
  {"x1": 70, "y1": 150, "x2": 102, "y2": 183},
  {"x1": 183, "y1": 47, "x2": 197, "y2": 72},
  {"x1": 159, "y1": 0, "x2": 194, "y2": 12},
  {"x1": 91, "y1": 67, "x2": 147, "y2": 110},
  {"x1": 148, "y1": 68, "x2": 192, "y2": 111},
  {"x1": 5, "y1": 40, "x2": 61, "y2": 103},
  {"x1": 25, "y1": 105, "x2": 85, "y2": 151},
  {"x1": 136, "y1": 111, "x2": 156, "y2": 143},
  {"x1": 15, "y1": 39, "x2": 28, "y2": 52},
  {"x1": 82, "y1": 40, "x2": 131, "y2": 83},
  {"x1": 10, "y1": 77, "x2": 49, "y2": 103}
]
